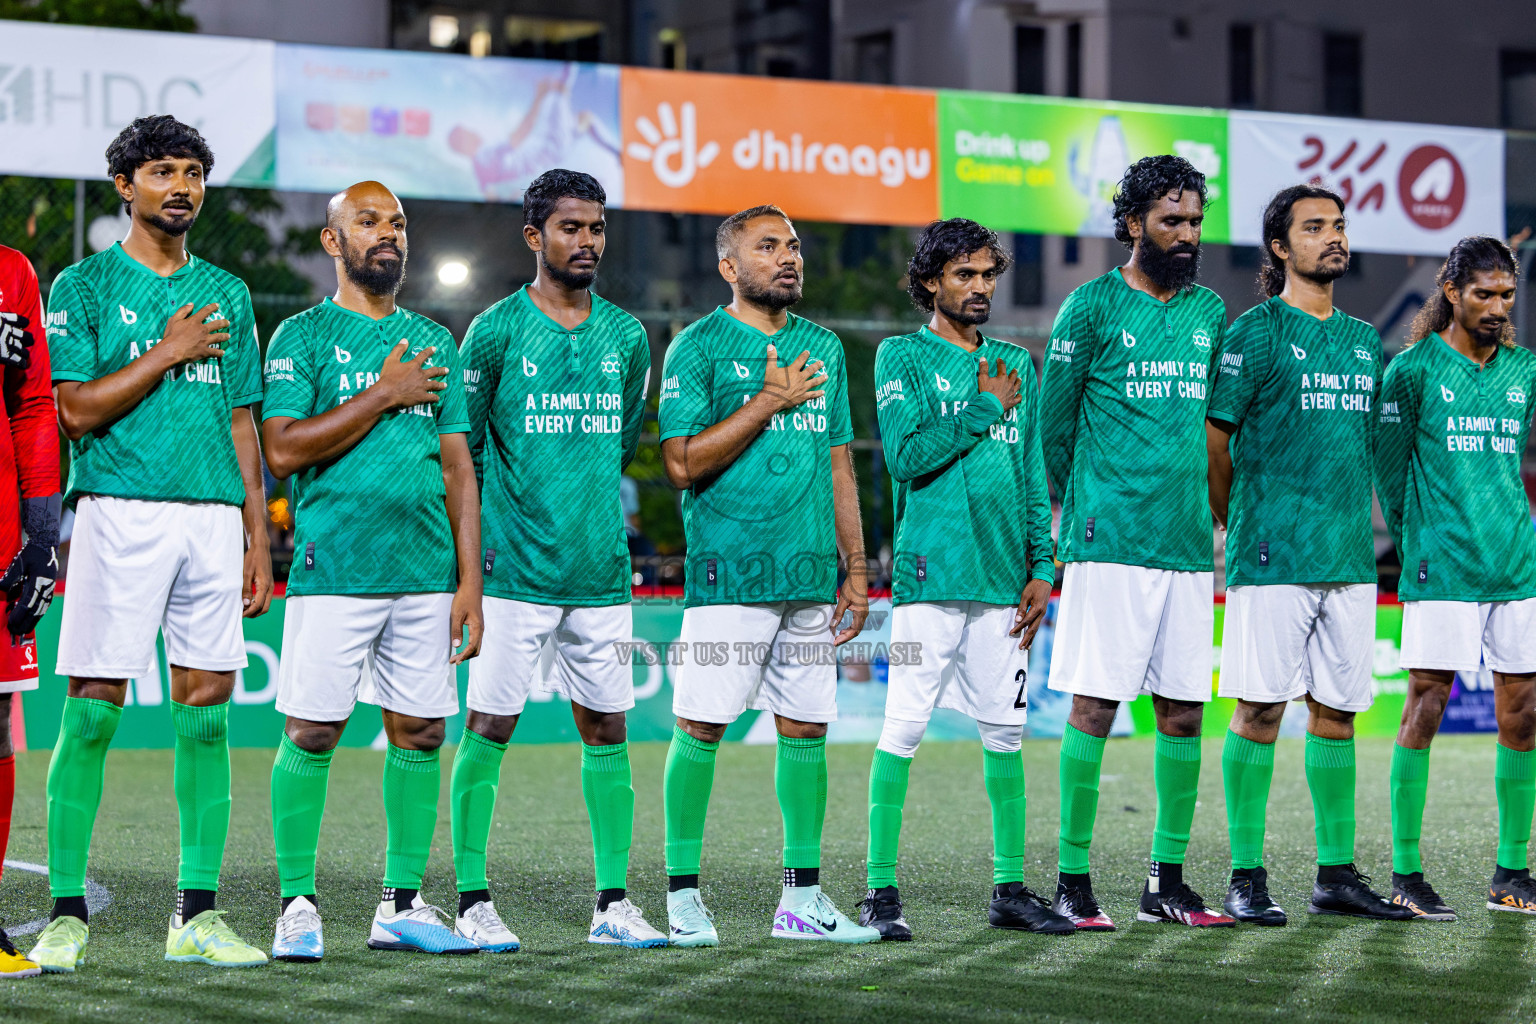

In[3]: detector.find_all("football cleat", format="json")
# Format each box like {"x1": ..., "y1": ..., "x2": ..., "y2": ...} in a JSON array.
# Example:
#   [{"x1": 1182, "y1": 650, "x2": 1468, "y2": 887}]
[
  {"x1": 1053, "y1": 880, "x2": 1115, "y2": 931},
  {"x1": 989, "y1": 882, "x2": 1075, "y2": 935},
  {"x1": 454, "y1": 900, "x2": 520, "y2": 952},
  {"x1": 368, "y1": 895, "x2": 480, "y2": 954},
  {"x1": 28, "y1": 916, "x2": 87, "y2": 974},
  {"x1": 272, "y1": 896, "x2": 324, "y2": 962},
  {"x1": 1225, "y1": 867, "x2": 1288, "y2": 926},
  {"x1": 589, "y1": 897, "x2": 668, "y2": 948},
  {"x1": 667, "y1": 888, "x2": 719, "y2": 948},
  {"x1": 1487, "y1": 871, "x2": 1536, "y2": 915},
  {"x1": 1391, "y1": 872, "x2": 1457, "y2": 921},
  {"x1": 0, "y1": 928, "x2": 40, "y2": 979},
  {"x1": 1138, "y1": 880, "x2": 1237, "y2": 927},
  {"x1": 1310, "y1": 865, "x2": 1416, "y2": 920},
  {"x1": 771, "y1": 887, "x2": 880, "y2": 943},
  {"x1": 858, "y1": 885, "x2": 913, "y2": 942},
  {"x1": 166, "y1": 910, "x2": 268, "y2": 967}
]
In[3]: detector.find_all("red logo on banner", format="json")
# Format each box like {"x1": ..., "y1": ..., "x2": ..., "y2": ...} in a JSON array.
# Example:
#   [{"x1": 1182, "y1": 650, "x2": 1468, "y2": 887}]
[{"x1": 1397, "y1": 144, "x2": 1465, "y2": 230}]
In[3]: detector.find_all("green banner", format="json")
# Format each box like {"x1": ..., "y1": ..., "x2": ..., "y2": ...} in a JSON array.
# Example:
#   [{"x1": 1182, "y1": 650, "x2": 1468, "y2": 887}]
[{"x1": 937, "y1": 91, "x2": 1231, "y2": 243}]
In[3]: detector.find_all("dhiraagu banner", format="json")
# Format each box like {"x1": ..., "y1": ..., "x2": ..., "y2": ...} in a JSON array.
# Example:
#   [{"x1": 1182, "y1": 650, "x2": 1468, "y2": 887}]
[{"x1": 937, "y1": 91, "x2": 1230, "y2": 243}]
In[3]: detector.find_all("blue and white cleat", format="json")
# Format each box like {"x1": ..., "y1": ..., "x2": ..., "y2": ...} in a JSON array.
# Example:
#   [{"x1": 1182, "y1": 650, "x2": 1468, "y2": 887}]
[
  {"x1": 772, "y1": 887, "x2": 881, "y2": 944},
  {"x1": 454, "y1": 900, "x2": 520, "y2": 952},
  {"x1": 588, "y1": 897, "x2": 668, "y2": 948},
  {"x1": 367, "y1": 895, "x2": 479, "y2": 955},
  {"x1": 667, "y1": 888, "x2": 719, "y2": 948},
  {"x1": 272, "y1": 896, "x2": 324, "y2": 963}
]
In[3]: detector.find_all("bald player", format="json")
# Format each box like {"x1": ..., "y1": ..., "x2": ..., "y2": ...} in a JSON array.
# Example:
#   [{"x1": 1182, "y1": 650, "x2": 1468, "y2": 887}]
[
  {"x1": 262, "y1": 181, "x2": 484, "y2": 961},
  {"x1": 32, "y1": 114, "x2": 271, "y2": 973}
]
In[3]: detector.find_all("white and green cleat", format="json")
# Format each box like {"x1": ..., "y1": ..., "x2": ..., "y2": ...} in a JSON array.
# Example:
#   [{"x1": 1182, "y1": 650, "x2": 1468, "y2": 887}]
[
  {"x1": 667, "y1": 888, "x2": 719, "y2": 948},
  {"x1": 772, "y1": 888, "x2": 881, "y2": 944},
  {"x1": 29, "y1": 916, "x2": 88, "y2": 974},
  {"x1": 165, "y1": 910, "x2": 269, "y2": 967}
]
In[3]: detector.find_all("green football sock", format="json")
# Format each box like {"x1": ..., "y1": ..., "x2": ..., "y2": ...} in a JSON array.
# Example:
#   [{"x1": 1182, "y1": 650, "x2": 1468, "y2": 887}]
[
  {"x1": 1305, "y1": 733, "x2": 1356, "y2": 867},
  {"x1": 1222, "y1": 729, "x2": 1275, "y2": 870},
  {"x1": 271, "y1": 735, "x2": 333, "y2": 898},
  {"x1": 866, "y1": 747, "x2": 912, "y2": 889},
  {"x1": 776, "y1": 734, "x2": 827, "y2": 871},
  {"x1": 663, "y1": 726, "x2": 719, "y2": 877},
  {"x1": 1495, "y1": 743, "x2": 1536, "y2": 871},
  {"x1": 382, "y1": 744, "x2": 441, "y2": 890},
  {"x1": 983, "y1": 748, "x2": 1026, "y2": 885},
  {"x1": 45, "y1": 697, "x2": 122, "y2": 898},
  {"x1": 1151, "y1": 731, "x2": 1202, "y2": 865},
  {"x1": 450, "y1": 729, "x2": 507, "y2": 893},
  {"x1": 582, "y1": 742, "x2": 634, "y2": 892},
  {"x1": 1058, "y1": 725, "x2": 1106, "y2": 875},
  {"x1": 171, "y1": 701, "x2": 231, "y2": 892},
  {"x1": 1390, "y1": 743, "x2": 1431, "y2": 875}
]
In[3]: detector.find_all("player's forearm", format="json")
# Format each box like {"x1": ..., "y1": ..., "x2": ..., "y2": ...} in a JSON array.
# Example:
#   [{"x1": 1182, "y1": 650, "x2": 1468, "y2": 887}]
[
  {"x1": 661, "y1": 392, "x2": 779, "y2": 489},
  {"x1": 830, "y1": 444, "x2": 867, "y2": 581},
  {"x1": 886, "y1": 412, "x2": 994, "y2": 483},
  {"x1": 442, "y1": 438, "x2": 483, "y2": 591},
  {"x1": 1205, "y1": 421, "x2": 1234, "y2": 528},
  {"x1": 54, "y1": 345, "x2": 183, "y2": 440},
  {"x1": 263, "y1": 389, "x2": 393, "y2": 478},
  {"x1": 232, "y1": 407, "x2": 269, "y2": 551}
]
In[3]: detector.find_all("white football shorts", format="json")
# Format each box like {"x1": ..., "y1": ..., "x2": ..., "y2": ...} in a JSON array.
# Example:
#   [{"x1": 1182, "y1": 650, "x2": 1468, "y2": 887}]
[
  {"x1": 1217, "y1": 583, "x2": 1376, "y2": 712},
  {"x1": 671, "y1": 602, "x2": 838, "y2": 725},
  {"x1": 1400, "y1": 598, "x2": 1536, "y2": 674},
  {"x1": 884, "y1": 601, "x2": 1030, "y2": 726},
  {"x1": 467, "y1": 598, "x2": 635, "y2": 716}
]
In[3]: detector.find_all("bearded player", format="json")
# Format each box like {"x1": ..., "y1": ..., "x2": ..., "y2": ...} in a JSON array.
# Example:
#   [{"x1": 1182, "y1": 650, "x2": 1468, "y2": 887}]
[
  {"x1": 1208, "y1": 185, "x2": 1412, "y2": 924},
  {"x1": 658, "y1": 205, "x2": 877, "y2": 947},
  {"x1": 263, "y1": 181, "x2": 482, "y2": 960},
  {"x1": 860, "y1": 218, "x2": 1070, "y2": 940},
  {"x1": 452, "y1": 169, "x2": 659, "y2": 950},
  {"x1": 0, "y1": 242, "x2": 60, "y2": 980},
  {"x1": 34, "y1": 115, "x2": 272, "y2": 972},
  {"x1": 1041, "y1": 155, "x2": 1233, "y2": 930},
  {"x1": 1375, "y1": 236, "x2": 1536, "y2": 920}
]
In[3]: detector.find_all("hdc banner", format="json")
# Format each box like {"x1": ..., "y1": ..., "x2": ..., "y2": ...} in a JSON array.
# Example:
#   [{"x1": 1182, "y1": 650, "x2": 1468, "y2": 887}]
[{"x1": 1227, "y1": 111, "x2": 1504, "y2": 255}]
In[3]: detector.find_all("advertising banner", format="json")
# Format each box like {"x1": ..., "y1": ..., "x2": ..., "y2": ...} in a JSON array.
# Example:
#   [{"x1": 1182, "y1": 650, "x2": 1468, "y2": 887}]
[
  {"x1": 1227, "y1": 111, "x2": 1505, "y2": 255},
  {"x1": 937, "y1": 91, "x2": 1231, "y2": 243},
  {"x1": 274, "y1": 45, "x2": 622, "y2": 204},
  {"x1": 0, "y1": 21, "x2": 275, "y2": 186},
  {"x1": 619, "y1": 67, "x2": 938, "y2": 226}
]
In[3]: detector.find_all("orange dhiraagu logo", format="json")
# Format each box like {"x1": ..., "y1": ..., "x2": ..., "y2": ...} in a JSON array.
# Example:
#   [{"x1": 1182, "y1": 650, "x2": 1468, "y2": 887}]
[{"x1": 620, "y1": 67, "x2": 938, "y2": 226}]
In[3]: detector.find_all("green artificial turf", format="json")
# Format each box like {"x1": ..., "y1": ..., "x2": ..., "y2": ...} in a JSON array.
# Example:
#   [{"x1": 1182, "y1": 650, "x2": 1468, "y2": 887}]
[{"x1": 1, "y1": 735, "x2": 1534, "y2": 1023}]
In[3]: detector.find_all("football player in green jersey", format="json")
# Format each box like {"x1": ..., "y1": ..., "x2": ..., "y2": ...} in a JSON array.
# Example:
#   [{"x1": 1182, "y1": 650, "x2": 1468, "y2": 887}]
[
  {"x1": 1208, "y1": 185, "x2": 1411, "y2": 924},
  {"x1": 1375, "y1": 236, "x2": 1536, "y2": 920},
  {"x1": 33, "y1": 116, "x2": 271, "y2": 972},
  {"x1": 859, "y1": 218, "x2": 1071, "y2": 940},
  {"x1": 657, "y1": 205, "x2": 877, "y2": 946},
  {"x1": 1041, "y1": 156, "x2": 1234, "y2": 930},
  {"x1": 263, "y1": 181, "x2": 482, "y2": 960},
  {"x1": 452, "y1": 169, "x2": 661, "y2": 950}
]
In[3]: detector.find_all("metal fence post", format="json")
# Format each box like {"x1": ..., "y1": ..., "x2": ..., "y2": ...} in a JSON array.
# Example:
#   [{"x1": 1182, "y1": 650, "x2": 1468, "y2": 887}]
[{"x1": 72, "y1": 180, "x2": 85, "y2": 264}]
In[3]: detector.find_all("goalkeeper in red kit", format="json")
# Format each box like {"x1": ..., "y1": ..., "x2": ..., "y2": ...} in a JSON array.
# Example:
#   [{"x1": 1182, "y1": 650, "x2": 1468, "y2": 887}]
[{"x1": 0, "y1": 243, "x2": 62, "y2": 979}]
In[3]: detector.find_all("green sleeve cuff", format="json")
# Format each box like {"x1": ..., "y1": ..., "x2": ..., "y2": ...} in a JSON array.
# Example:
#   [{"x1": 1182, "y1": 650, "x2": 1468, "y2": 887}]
[{"x1": 960, "y1": 391, "x2": 1004, "y2": 433}]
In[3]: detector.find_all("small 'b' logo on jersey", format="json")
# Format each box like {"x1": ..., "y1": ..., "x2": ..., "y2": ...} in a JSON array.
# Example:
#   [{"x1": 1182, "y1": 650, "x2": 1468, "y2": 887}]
[
  {"x1": 118, "y1": 305, "x2": 137, "y2": 325},
  {"x1": 334, "y1": 346, "x2": 351, "y2": 363},
  {"x1": 732, "y1": 360, "x2": 751, "y2": 378},
  {"x1": 1441, "y1": 384, "x2": 1455, "y2": 402},
  {"x1": 523, "y1": 355, "x2": 539, "y2": 377},
  {"x1": 934, "y1": 372, "x2": 951, "y2": 391},
  {"x1": 1121, "y1": 329, "x2": 1136, "y2": 348},
  {"x1": 1290, "y1": 343, "x2": 1307, "y2": 360}
]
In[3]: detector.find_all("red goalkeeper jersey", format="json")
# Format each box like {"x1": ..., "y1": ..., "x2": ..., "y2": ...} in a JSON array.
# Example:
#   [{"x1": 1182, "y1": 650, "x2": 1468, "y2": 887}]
[{"x1": 0, "y1": 244, "x2": 60, "y2": 565}]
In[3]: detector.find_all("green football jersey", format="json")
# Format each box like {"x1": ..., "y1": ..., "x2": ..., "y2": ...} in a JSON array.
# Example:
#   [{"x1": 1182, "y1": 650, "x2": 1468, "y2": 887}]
[
  {"x1": 1209, "y1": 297, "x2": 1383, "y2": 586},
  {"x1": 1375, "y1": 333, "x2": 1536, "y2": 602},
  {"x1": 46, "y1": 243, "x2": 263, "y2": 508},
  {"x1": 461, "y1": 286, "x2": 651, "y2": 606},
  {"x1": 1040, "y1": 268, "x2": 1226, "y2": 571},
  {"x1": 657, "y1": 307, "x2": 854, "y2": 607},
  {"x1": 876, "y1": 327, "x2": 1054, "y2": 605},
  {"x1": 263, "y1": 298, "x2": 469, "y2": 597}
]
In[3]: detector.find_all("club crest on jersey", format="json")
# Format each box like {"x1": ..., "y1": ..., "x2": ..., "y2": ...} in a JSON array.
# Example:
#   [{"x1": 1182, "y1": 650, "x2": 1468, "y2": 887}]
[
  {"x1": 732, "y1": 360, "x2": 751, "y2": 378},
  {"x1": 1355, "y1": 347, "x2": 1373, "y2": 361},
  {"x1": 600, "y1": 352, "x2": 622, "y2": 380},
  {"x1": 934, "y1": 372, "x2": 951, "y2": 391},
  {"x1": 1509, "y1": 386, "x2": 1527, "y2": 405},
  {"x1": 1441, "y1": 384, "x2": 1455, "y2": 402},
  {"x1": 1121, "y1": 329, "x2": 1136, "y2": 348},
  {"x1": 334, "y1": 345, "x2": 352, "y2": 364},
  {"x1": 523, "y1": 355, "x2": 538, "y2": 377},
  {"x1": 1192, "y1": 328, "x2": 1211, "y2": 349},
  {"x1": 118, "y1": 304, "x2": 137, "y2": 325},
  {"x1": 1290, "y1": 343, "x2": 1307, "y2": 360}
]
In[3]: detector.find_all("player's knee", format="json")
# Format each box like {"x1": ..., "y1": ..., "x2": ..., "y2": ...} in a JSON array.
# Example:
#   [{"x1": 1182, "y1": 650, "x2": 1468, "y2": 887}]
[
  {"x1": 1497, "y1": 705, "x2": 1536, "y2": 748},
  {"x1": 1068, "y1": 695, "x2": 1117, "y2": 737},
  {"x1": 286, "y1": 720, "x2": 343, "y2": 753},
  {"x1": 877, "y1": 717, "x2": 927, "y2": 758},
  {"x1": 976, "y1": 721, "x2": 1023, "y2": 754},
  {"x1": 466, "y1": 710, "x2": 517, "y2": 745},
  {"x1": 1232, "y1": 699, "x2": 1285, "y2": 731},
  {"x1": 678, "y1": 718, "x2": 727, "y2": 744}
]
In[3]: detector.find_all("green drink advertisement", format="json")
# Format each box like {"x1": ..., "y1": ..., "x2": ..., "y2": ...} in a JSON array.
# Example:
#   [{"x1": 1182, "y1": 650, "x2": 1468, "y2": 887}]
[{"x1": 937, "y1": 91, "x2": 1231, "y2": 243}]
